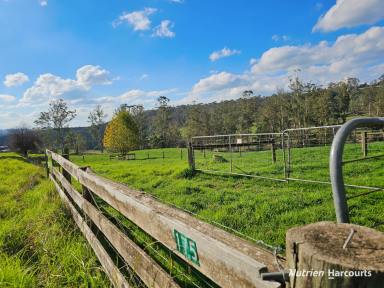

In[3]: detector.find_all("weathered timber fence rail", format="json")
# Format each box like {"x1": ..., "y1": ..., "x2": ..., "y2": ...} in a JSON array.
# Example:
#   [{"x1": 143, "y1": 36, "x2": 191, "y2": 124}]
[{"x1": 46, "y1": 149, "x2": 281, "y2": 288}]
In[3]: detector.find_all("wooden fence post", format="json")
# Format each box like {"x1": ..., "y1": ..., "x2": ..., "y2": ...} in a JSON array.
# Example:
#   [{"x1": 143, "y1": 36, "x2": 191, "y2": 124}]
[
  {"x1": 180, "y1": 149, "x2": 183, "y2": 160},
  {"x1": 361, "y1": 131, "x2": 368, "y2": 157},
  {"x1": 80, "y1": 167, "x2": 95, "y2": 205},
  {"x1": 162, "y1": 151, "x2": 165, "y2": 159},
  {"x1": 271, "y1": 138, "x2": 276, "y2": 163},
  {"x1": 44, "y1": 152, "x2": 49, "y2": 178},
  {"x1": 188, "y1": 142, "x2": 195, "y2": 170},
  {"x1": 62, "y1": 152, "x2": 71, "y2": 184},
  {"x1": 286, "y1": 222, "x2": 384, "y2": 288}
]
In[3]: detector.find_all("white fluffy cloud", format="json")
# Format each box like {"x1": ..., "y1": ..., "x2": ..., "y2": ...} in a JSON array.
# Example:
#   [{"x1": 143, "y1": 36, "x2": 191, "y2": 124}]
[
  {"x1": 20, "y1": 65, "x2": 111, "y2": 104},
  {"x1": 0, "y1": 94, "x2": 16, "y2": 102},
  {"x1": 185, "y1": 71, "x2": 285, "y2": 104},
  {"x1": 152, "y1": 20, "x2": 175, "y2": 38},
  {"x1": 92, "y1": 88, "x2": 178, "y2": 110},
  {"x1": 21, "y1": 74, "x2": 82, "y2": 104},
  {"x1": 252, "y1": 26, "x2": 384, "y2": 77},
  {"x1": 119, "y1": 88, "x2": 177, "y2": 101},
  {"x1": 187, "y1": 26, "x2": 384, "y2": 103},
  {"x1": 39, "y1": 0, "x2": 48, "y2": 6},
  {"x1": 76, "y1": 65, "x2": 111, "y2": 88},
  {"x1": 313, "y1": 0, "x2": 384, "y2": 32},
  {"x1": 3, "y1": 72, "x2": 29, "y2": 87},
  {"x1": 209, "y1": 47, "x2": 241, "y2": 62},
  {"x1": 191, "y1": 72, "x2": 246, "y2": 95},
  {"x1": 113, "y1": 8, "x2": 157, "y2": 31}
]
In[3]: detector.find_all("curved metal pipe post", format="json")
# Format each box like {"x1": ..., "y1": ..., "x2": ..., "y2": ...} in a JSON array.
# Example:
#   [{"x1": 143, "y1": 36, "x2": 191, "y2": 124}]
[{"x1": 330, "y1": 117, "x2": 384, "y2": 223}]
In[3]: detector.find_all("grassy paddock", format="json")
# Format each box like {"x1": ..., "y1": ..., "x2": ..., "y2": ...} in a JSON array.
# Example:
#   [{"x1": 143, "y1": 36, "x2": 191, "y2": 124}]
[
  {"x1": 72, "y1": 146, "x2": 384, "y2": 249},
  {"x1": 0, "y1": 153, "x2": 110, "y2": 287}
]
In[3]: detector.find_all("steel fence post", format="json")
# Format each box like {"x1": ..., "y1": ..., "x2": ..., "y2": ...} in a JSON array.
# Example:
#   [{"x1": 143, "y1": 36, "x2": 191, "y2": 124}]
[
  {"x1": 330, "y1": 117, "x2": 384, "y2": 223},
  {"x1": 287, "y1": 132, "x2": 291, "y2": 179},
  {"x1": 282, "y1": 133, "x2": 287, "y2": 180},
  {"x1": 229, "y1": 135, "x2": 233, "y2": 173}
]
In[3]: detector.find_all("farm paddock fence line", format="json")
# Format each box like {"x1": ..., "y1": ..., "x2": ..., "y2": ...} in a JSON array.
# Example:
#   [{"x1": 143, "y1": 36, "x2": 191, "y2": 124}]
[
  {"x1": 46, "y1": 150, "x2": 282, "y2": 288},
  {"x1": 190, "y1": 122, "x2": 384, "y2": 191}
]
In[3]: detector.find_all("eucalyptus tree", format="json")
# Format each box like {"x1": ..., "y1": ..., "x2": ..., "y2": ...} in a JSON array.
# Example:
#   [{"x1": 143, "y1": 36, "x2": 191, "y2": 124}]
[
  {"x1": 34, "y1": 99, "x2": 77, "y2": 153},
  {"x1": 88, "y1": 105, "x2": 107, "y2": 153}
]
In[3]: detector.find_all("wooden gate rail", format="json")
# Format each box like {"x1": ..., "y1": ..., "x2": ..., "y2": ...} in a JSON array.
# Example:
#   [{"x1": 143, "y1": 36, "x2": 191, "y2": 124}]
[
  {"x1": 50, "y1": 174, "x2": 131, "y2": 288},
  {"x1": 47, "y1": 150, "x2": 281, "y2": 288},
  {"x1": 51, "y1": 167, "x2": 179, "y2": 288}
]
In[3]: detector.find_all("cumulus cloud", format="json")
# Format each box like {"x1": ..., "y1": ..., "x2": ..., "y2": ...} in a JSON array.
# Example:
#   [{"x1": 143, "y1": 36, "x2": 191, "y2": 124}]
[
  {"x1": 21, "y1": 74, "x2": 82, "y2": 104},
  {"x1": 152, "y1": 20, "x2": 175, "y2": 38},
  {"x1": 3, "y1": 72, "x2": 29, "y2": 87},
  {"x1": 187, "y1": 26, "x2": 384, "y2": 103},
  {"x1": 191, "y1": 72, "x2": 246, "y2": 95},
  {"x1": 92, "y1": 88, "x2": 178, "y2": 110},
  {"x1": 76, "y1": 65, "x2": 111, "y2": 88},
  {"x1": 39, "y1": 0, "x2": 48, "y2": 6},
  {"x1": 252, "y1": 26, "x2": 384, "y2": 76},
  {"x1": 183, "y1": 71, "x2": 285, "y2": 104},
  {"x1": 0, "y1": 94, "x2": 16, "y2": 102},
  {"x1": 209, "y1": 47, "x2": 241, "y2": 62},
  {"x1": 20, "y1": 65, "x2": 111, "y2": 104},
  {"x1": 313, "y1": 0, "x2": 384, "y2": 32},
  {"x1": 119, "y1": 88, "x2": 177, "y2": 101},
  {"x1": 113, "y1": 8, "x2": 157, "y2": 31}
]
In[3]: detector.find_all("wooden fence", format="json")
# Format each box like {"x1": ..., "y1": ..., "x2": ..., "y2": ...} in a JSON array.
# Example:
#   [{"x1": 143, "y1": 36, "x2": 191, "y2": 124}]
[{"x1": 46, "y1": 150, "x2": 282, "y2": 288}]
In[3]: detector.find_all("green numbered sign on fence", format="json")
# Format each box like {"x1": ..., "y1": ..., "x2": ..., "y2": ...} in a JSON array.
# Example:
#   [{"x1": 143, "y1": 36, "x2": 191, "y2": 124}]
[{"x1": 173, "y1": 229, "x2": 200, "y2": 266}]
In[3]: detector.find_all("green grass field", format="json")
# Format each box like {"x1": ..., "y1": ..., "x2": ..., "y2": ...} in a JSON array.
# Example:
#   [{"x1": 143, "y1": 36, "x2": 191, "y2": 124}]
[
  {"x1": 1, "y1": 144, "x2": 383, "y2": 287},
  {"x1": 71, "y1": 144, "x2": 384, "y2": 250},
  {"x1": 0, "y1": 153, "x2": 110, "y2": 287}
]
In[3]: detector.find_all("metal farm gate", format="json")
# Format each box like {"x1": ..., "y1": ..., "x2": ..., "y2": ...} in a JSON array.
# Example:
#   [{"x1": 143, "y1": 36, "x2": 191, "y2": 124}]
[
  {"x1": 191, "y1": 133, "x2": 285, "y2": 182},
  {"x1": 190, "y1": 123, "x2": 384, "y2": 191}
]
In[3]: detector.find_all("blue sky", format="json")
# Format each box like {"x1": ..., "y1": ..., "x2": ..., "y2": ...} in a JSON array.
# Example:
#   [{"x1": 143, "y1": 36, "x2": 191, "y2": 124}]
[{"x1": 0, "y1": 0, "x2": 384, "y2": 128}]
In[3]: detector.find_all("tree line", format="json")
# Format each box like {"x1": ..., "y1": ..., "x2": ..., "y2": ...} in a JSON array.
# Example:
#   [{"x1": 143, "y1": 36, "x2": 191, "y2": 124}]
[{"x1": 6, "y1": 75, "x2": 384, "y2": 156}]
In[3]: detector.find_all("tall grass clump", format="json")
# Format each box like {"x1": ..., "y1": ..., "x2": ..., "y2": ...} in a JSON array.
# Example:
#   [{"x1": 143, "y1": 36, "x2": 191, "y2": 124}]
[{"x1": 0, "y1": 153, "x2": 110, "y2": 287}]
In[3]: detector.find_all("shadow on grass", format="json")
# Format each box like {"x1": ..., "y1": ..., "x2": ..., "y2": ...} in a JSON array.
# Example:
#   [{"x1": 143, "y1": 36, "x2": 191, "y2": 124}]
[{"x1": 0, "y1": 154, "x2": 29, "y2": 163}]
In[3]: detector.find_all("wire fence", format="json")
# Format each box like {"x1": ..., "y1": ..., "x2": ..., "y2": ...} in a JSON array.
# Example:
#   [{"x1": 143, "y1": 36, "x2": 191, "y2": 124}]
[
  {"x1": 192, "y1": 133, "x2": 285, "y2": 181},
  {"x1": 191, "y1": 125, "x2": 384, "y2": 190},
  {"x1": 106, "y1": 148, "x2": 188, "y2": 161}
]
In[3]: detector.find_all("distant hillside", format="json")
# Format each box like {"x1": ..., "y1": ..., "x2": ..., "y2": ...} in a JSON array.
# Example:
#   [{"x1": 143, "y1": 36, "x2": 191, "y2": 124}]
[
  {"x1": 2, "y1": 77, "x2": 383, "y2": 151},
  {"x1": 0, "y1": 136, "x2": 6, "y2": 145},
  {"x1": 0, "y1": 130, "x2": 9, "y2": 145}
]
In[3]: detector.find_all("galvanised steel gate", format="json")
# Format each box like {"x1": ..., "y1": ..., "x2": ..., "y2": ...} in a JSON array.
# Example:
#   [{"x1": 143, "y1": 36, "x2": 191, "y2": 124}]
[{"x1": 191, "y1": 122, "x2": 384, "y2": 191}]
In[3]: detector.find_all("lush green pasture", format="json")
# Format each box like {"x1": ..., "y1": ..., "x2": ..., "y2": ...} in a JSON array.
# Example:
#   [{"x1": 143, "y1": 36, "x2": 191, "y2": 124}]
[
  {"x1": 71, "y1": 145, "x2": 384, "y2": 249},
  {"x1": 0, "y1": 153, "x2": 110, "y2": 287}
]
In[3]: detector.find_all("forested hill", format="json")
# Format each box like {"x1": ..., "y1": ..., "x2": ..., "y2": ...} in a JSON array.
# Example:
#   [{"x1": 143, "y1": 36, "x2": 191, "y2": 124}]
[
  {"x1": 136, "y1": 79, "x2": 384, "y2": 148},
  {"x1": 1, "y1": 77, "x2": 384, "y2": 149}
]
